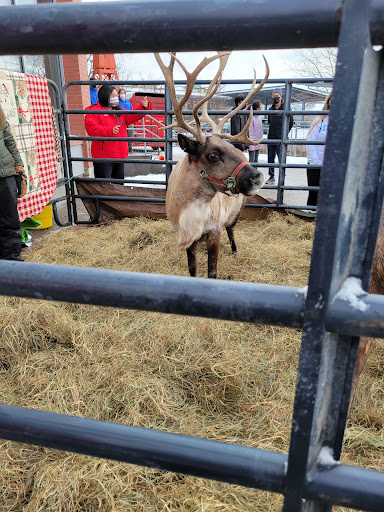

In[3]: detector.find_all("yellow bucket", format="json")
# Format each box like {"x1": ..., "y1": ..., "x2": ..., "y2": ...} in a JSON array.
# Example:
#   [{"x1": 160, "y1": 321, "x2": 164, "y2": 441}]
[{"x1": 32, "y1": 204, "x2": 53, "y2": 230}]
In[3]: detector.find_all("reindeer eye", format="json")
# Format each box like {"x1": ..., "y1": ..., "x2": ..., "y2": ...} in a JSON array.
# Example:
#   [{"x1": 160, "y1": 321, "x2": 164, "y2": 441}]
[{"x1": 208, "y1": 153, "x2": 219, "y2": 163}]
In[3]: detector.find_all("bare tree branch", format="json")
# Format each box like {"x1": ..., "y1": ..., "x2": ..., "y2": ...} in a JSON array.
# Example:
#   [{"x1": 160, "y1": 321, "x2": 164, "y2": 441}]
[{"x1": 287, "y1": 48, "x2": 337, "y2": 78}]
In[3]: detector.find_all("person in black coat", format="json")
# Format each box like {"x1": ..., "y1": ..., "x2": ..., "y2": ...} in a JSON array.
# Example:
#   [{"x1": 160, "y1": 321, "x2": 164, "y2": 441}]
[
  {"x1": 230, "y1": 95, "x2": 248, "y2": 152},
  {"x1": 266, "y1": 88, "x2": 293, "y2": 184},
  {"x1": 0, "y1": 105, "x2": 27, "y2": 261}
]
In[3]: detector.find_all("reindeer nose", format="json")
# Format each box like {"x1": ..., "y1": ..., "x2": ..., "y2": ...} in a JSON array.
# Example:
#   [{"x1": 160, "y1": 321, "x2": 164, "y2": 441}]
[{"x1": 250, "y1": 170, "x2": 264, "y2": 188}]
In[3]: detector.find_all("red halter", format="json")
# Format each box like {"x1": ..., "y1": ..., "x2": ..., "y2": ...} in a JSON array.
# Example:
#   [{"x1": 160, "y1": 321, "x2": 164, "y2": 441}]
[{"x1": 192, "y1": 160, "x2": 248, "y2": 195}]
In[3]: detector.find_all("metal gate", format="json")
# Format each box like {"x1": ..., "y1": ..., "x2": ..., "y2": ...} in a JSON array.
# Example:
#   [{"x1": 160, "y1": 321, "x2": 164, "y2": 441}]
[
  {"x1": 0, "y1": 0, "x2": 384, "y2": 510},
  {"x1": 60, "y1": 75, "x2": 333, "y2": 225}
]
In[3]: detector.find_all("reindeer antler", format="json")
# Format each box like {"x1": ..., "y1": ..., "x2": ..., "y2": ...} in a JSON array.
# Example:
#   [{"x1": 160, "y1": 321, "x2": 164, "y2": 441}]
[
  {"x1": 155, "y1": 52, "x2": 269, "y2": 146},
  {"x1": 215, "y1": 55, "x2": 270, "y2": 146},
  {"x1": 154, "y1": 52, "x2": 230, "y2": 143}
]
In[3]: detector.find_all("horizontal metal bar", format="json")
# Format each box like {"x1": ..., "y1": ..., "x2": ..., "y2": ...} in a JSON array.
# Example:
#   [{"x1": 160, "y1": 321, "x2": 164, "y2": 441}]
[
  {"x1": 0, "y1": 403, "x2": 383, "y2": 511},
  {"x1": 69, "y1": 135, "x2": 325, "y2": 146},
  {"x1": 75, "y1": 195, "x2": 165, "y2": 203},
  {"x1": 70, "y1": 159, "x2": 320, "y2": 169},
  {"x1": 0, "y1": 404, "x2": 286, "y2": 493},
  {"x1": 65, "y1": 110, "x2": 328, "y2": 116},
  {"x1": 0, "y1": 261, "x2": 305, "y2": 327},
  {"x1": 0, "y1": 0, "x2": 345, "y2": 55},
  {"x1": 49, "y1": 195, "x2": 69, "y2": 205},
  {"x1": 70, "y1": 157, "x2": 176, "y2": 164},
  {"x1": 65, "y1": 78, "x2": 334, "y2": 87},
  {"x1": 75, "y1": 177, "x2": 166, "y2": 186},
  {"x1": 306, "y1": 465, "x2": 384, "y2": 512},
  {"x1": 69, "y1": 136, "x2": 173, "y2": 143},
  {"x1": 1, "y1": 261, "x2": 384, "y2": 337},
  {"x1": 326, "y1": 294, "x2": 384, "y2": 337},
  {"x1": 75, "y1": 177, "x2": 162, "y2": 184}
]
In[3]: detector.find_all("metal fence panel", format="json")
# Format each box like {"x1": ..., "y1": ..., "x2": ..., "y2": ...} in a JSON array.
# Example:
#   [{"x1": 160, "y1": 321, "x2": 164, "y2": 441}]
[{"x1": 0, "y1": 0, "x2": 383, "y2": 510}]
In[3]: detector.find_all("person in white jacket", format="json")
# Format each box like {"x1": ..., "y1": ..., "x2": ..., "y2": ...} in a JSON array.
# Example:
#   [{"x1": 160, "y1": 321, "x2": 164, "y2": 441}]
[
  {"x1": 306, "y1": 91, "x2": 332, "y2": 206},
  {"x1": 247, "y1": 100, "x2": 263, "y2": 164}
]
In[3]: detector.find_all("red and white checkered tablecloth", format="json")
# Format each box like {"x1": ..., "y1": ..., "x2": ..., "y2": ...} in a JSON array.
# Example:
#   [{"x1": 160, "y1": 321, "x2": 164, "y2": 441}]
[{"x1": 16, "y1": 74, "x2": 57, "y2": 221}]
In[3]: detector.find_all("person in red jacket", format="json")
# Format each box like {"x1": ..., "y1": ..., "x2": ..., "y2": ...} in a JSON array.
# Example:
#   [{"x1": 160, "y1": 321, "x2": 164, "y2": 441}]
[{"x1": 85, "y1": 84, "x2": 148, "y2": 180}]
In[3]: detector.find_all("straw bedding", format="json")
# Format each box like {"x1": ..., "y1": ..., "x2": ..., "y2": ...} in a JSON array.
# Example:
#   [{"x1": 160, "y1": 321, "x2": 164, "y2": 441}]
[{"x1": 0, "y1": 213, "x2": 382, "y2": 511}]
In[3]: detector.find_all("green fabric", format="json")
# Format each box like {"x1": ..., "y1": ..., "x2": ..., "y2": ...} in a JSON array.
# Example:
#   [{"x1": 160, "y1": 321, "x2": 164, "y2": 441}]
[
  {"x1": 0, "y1": 121, "x2": 23, "y2": 178},
  {"x1": 21, "y1": 217, "x2": 42, "y2": 229},
  {"x1": 22, "y1": 228, "x2": 29, "y2": 244}
]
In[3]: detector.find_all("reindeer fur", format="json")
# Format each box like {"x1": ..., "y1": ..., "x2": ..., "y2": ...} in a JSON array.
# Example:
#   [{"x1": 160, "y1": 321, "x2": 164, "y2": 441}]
[{"x1": 166, "y1": 134, "x2": 263, "y2": 278}]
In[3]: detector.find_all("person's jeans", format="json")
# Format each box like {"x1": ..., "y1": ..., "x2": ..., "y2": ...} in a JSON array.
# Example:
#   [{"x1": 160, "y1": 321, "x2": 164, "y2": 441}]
[
  {"x1": 267, "y1": 143, "x2": 281, "y2": 178},
  {"x1": 249, "y1": 150, "x2": 259, "y2": 163}
]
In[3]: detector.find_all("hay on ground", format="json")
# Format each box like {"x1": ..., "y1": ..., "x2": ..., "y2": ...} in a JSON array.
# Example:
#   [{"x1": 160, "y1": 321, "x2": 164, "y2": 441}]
[{"x1": 0, "y1": 213, "x2": 382, "y2": 512}]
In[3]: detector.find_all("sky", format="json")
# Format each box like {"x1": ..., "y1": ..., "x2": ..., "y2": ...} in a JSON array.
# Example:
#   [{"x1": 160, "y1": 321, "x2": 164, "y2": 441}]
[
  {"x1": 117, "y1": 50, "x2": 298, "y2": 83},
  {"x1": 81, "y1": 0, "x2": 300, "y2": 83}
]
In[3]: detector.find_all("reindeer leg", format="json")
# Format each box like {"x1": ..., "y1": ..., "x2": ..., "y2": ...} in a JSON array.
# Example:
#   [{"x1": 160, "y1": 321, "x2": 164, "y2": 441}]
[
  {"x1": 206, "y1": 231, "x2": 220, "y2": 279},
  {"x1": 226, "y1": 206, "x2": 243, "y2": 254},
  {"x1": 226, "y1": 226, "x2": 237, "y2": 254},
  {"x1": 186, "y1": 241, "x2": 197, "y2": 277},
  {"x1": 348, "y1": 336, "x2": 374, "y2": 417}
]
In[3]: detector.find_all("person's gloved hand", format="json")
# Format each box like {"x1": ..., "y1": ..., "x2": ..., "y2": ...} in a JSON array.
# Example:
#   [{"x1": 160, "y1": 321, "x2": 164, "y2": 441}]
[{"x1": 15, "y1": 166, "x2": 28, "y2": 198}]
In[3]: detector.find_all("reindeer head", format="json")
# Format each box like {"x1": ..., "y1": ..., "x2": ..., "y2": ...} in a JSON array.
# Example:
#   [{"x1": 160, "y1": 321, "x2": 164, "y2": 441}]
[
  {"x1": 177, "y1": 133, "x2": 263, "y2": 195},
  {"x1": 155, "y1": 51, "x2": 270, "y2": 196}
]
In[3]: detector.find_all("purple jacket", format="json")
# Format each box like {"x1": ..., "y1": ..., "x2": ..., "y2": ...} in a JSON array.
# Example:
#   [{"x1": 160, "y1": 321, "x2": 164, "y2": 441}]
[{"x1": 248, "y1": 115, "x2": 263, "y2": 151}]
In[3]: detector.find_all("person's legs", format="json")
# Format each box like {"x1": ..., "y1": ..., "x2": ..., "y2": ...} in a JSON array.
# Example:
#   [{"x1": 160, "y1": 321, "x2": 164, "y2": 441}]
[
  {"x1": 249, "y1": 150, "x2": 256, "y2": 163},
  {"x1": 307, "y1": 167, "x2": 321, "y2": 206},
  {"x1": 254, "y1": 150, "x2": 259, "y2": 163},
  {"x1": 93, "y1": 162, "x2": 113, "y2": 179},
  {"x1": 111, "y1": 162, "x2": 125, "y2": 180},
  {"x1": 276, "y1": 144, "x2": 281, "y2": 162},
  {"x1": 0, "y1": 176, "x2": 22, "y2": 261},
  {"x1": 267, "y1": 144, "x2": 277, "y2": 179}
]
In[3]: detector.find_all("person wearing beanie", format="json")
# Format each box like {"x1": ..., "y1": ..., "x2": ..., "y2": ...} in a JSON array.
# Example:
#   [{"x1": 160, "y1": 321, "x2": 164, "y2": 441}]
[
  {"x1": 0, "y1": 105, "x2": 27, "y2": 261},
  {"x1": 266, "y1": 87, "x2": 293, "y2": 185}
]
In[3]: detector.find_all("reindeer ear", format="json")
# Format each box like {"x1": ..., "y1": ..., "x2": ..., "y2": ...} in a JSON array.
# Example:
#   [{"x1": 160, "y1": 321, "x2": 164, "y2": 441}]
[{"x1": 178, "y1": 134, "x2": 201, "y2": 156}]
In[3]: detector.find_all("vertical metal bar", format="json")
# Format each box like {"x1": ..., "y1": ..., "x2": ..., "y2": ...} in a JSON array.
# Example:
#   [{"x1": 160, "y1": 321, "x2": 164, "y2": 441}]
[
  {"x1": 276, "y1": 81, "x2": 292, "y2": 206},
  {"x1": 164, "y1": 84, "x2": 173, "y2": 188},
  {"x1": 47, "y1": 79, "x2": 73, "y2": 225},
  {"x1": 61, "y1": 86, "x2": 79, "y2": 224},
  {"x1": 142, "y1": 118, "x2": 148, "y2": 155},
  {"x1": 19, "y1": 55, "x2": 25, "y2": 73},
  {"x1": 283, "y1": 0, "x2": 375, "y2": 510}
]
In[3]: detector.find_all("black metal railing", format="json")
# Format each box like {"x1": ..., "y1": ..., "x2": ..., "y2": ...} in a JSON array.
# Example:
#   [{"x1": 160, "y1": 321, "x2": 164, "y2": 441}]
[
  {"x1": 62, "y1": 77, "x2": 333, "y2": 224},
  {"x1": 0, "y1": 1, "x2": 383, "y2": 511}
]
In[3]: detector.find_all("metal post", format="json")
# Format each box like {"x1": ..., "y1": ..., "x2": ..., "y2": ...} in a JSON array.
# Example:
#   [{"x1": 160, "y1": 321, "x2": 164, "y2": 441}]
[
  {"x1": 47, "y1": 79, "x2": 73, "y2": 225},
  {"x1": 61, "y1": 87, "x2": 79, "y2": 224},
  {"x1": 164, "y1": 84, "x2": 173, "y2": 187},
  {"x1": 276, "y1": 81, "x2": 292, "y2": 206},
  {"x1": 283, "y1": 0, "x2": 381, "y2": 510}
]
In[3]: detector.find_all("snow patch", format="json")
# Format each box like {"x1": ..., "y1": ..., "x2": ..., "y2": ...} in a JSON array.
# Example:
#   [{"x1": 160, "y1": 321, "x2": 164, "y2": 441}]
[
  {"x1": 124, "y1": 174, "x2": 166, "y2": 189},
  {"x1": 334, "y1": 277, "x2": 368, "y2": 312},
  {"x1": 298, "y1": 285, "x2": 308, "y2": 297},
  {"x1": 317, "y1": 446, "x2": 340, "y2": 466}
]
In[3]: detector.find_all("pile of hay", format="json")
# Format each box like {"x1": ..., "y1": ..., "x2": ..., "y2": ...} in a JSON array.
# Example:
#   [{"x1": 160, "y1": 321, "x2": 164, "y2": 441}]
[{"x1": 0, "y1": 213, "x2": 382, "y2": 511}]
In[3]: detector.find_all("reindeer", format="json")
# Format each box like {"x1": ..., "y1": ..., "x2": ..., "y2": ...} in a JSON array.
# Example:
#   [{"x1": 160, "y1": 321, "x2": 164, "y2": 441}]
[{"x1": 155, "y1": 52, "x2": 269, "y2": 278}]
